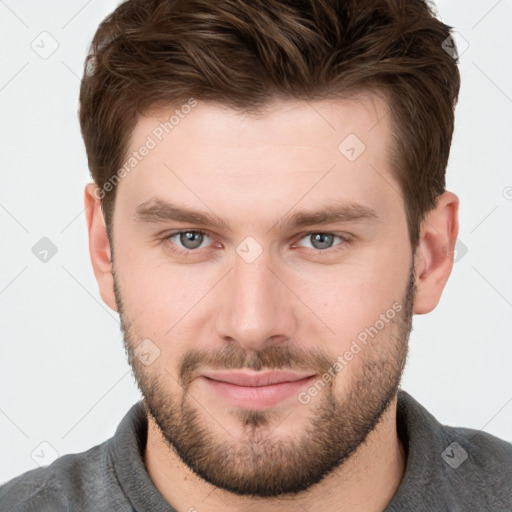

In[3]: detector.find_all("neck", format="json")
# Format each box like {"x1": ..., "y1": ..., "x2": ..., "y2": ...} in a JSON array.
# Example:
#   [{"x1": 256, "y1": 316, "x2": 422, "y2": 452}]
[{"x1": 144, "y1": 395, "x2": 405, "y2": 512}]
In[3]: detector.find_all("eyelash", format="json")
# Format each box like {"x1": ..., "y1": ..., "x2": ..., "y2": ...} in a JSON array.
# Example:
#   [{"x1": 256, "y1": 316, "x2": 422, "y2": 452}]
[{"x1": 161, "y1": 229, "x2": 351, "y2": 257}]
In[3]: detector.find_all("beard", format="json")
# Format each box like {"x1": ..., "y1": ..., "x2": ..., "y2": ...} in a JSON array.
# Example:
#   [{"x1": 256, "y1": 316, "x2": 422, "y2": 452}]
[{"x1": 113, "y1": 263, "x2": 415, "y2": 498}]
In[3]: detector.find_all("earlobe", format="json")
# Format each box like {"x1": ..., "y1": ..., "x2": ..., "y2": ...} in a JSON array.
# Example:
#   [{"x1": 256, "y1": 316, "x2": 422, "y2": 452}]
[
  {"x1": 413, "y1": 191, "x2": 459, "y2": 315},
  {"x1": 84, "y1": 183, "x2": 118, "y2": 312}
]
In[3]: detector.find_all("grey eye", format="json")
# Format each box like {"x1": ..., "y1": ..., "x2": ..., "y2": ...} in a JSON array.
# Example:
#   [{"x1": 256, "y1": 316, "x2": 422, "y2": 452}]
[
  {"x1": 181, "y1": 231, "x2": 204, "y2": 249},
  {"x1": 309, "y1": 233, "x2": 335, "y2": 250},
  {"x1": 171, "y1": 231, "x2": 209, "y2": 250},
  {"x1": 298, "y1": 233, "x2": 344, "y2": 250}
]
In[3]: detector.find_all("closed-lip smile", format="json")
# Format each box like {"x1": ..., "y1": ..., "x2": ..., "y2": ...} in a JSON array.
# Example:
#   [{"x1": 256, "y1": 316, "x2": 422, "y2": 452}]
[{"x1": 199, "y1": 370, "x2": 317, "y2": 409}]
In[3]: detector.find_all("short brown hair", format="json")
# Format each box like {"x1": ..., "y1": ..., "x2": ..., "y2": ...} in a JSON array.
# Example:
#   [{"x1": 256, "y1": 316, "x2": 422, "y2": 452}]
[{"x1": 79, "y1": 0, "x2": 460, "y2": 249}]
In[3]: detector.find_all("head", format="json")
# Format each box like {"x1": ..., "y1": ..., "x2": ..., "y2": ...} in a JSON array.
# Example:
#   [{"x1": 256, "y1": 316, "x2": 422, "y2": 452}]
[{"x1": 82, "y1": 0, "x2": 460, "y2": 498}]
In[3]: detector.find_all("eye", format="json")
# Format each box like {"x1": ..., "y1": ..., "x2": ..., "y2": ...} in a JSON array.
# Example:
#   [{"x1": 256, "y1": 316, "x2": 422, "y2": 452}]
[
  {"x1": 296, "y1": 232, "x2": 348, "y2": 251},
  {"x1": 164, "y1": 230, "x2": 212, "y2": 251}
]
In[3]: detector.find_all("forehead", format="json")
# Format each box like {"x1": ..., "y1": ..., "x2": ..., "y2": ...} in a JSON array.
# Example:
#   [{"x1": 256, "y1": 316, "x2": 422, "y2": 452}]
[
  {"x1": 131, "y1": 92, "x2": 391, "y2": 157},
  {"x1": 115, "y1": 93, "x2": 402, "y2": 227}
]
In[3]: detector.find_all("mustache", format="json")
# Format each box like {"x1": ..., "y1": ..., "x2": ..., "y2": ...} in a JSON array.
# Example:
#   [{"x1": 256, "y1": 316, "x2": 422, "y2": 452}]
[{"x1": 179, "y1": 344, "x2": 334, "y2": 388}]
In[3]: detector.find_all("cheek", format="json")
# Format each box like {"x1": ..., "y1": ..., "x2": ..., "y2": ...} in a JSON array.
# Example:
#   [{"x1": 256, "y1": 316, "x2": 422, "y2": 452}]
[
  {"x1": 311, "y1": 249, "x2": 410, "y2": 345},
  {"x1": 115, "y1": 247, "x2": 220, "y2": 338},
  {"x1": 313, "y1": 264, "x2": 409, "y2": 393}
]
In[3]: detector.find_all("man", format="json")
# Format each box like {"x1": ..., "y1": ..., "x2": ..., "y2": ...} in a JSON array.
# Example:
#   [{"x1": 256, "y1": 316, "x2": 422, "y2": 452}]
[{"x1": 1, "y1": 0, "x2": 511, "y2": 510}]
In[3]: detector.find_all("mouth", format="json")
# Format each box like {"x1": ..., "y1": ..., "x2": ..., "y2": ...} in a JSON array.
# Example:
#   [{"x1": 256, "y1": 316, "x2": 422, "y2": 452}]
[{"x1": 199, "y1": 370, "x2": 317, "y2": 409}]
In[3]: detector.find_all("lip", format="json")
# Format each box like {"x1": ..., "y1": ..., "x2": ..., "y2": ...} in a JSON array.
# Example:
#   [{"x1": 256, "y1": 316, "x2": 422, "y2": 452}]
[
  {"x1": 202, "y1": 370, "x2": 315, "y2": 386},
  {"x1": 199, "y1": 370, "x2": 317, "y2": 409}
]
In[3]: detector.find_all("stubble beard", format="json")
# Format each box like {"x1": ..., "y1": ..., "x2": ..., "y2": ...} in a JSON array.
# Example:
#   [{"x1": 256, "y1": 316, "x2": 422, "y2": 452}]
[{"x1": 113, "y1": 264, "x2": 415, "y2": 497}]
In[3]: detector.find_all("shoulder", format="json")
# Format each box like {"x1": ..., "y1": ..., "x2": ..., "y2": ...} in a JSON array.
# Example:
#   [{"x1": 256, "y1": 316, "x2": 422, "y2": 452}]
[
  {"x1": 435, "y1": 424, "x2": 512, "y2": 510},
  {"x1": 0, "y1": 443, "x2": 109, "y2": 512},
  {"x1": 439, "y1": 423, "x2": 512, "y2": 486},
  {"x1": 0, "y1": 465, "x2": 70, "y2": 512},
  {"x1": 0, "y1": 401, "x2": 146, "y2": 512},
  {"x1": 394, "y1": 390, "x2": 512, "y2": 510}
]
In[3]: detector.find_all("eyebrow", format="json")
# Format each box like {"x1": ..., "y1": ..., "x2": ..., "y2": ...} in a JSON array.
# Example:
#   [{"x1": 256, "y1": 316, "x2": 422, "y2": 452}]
[{"x1": 134, "y1": 197, "x2": 379, "y2": 232}]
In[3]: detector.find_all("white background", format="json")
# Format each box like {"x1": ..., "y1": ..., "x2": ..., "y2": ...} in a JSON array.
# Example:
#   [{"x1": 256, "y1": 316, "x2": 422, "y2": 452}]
[{"x1": 1, "y1": 0, "x2": 511, "y2": 485}]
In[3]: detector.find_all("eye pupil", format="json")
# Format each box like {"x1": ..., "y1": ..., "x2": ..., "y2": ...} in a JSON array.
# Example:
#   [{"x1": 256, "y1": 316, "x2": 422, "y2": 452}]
[{"x1": 311, "y1": 233, "x2": 334, "y2": 250}]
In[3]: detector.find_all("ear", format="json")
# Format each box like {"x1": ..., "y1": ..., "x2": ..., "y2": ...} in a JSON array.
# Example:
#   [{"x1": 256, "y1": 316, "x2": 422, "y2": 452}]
[
  {"x1": 84, "y1": 183, "x2": 118, "y2": 312},
  {"x1": 413, "y1": 191, "x2": 459, "y2": 315}
]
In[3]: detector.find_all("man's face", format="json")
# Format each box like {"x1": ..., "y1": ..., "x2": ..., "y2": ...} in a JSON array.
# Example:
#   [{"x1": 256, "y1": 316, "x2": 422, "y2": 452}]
[{"x1": 110, "y1": 94, "x2": 415, "y2": 497}]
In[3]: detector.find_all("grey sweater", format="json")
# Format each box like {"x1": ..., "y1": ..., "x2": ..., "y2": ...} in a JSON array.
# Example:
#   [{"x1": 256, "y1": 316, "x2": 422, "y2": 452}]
[{"x1": 1, "y1": 390, "x2": 511, "y2": 511}]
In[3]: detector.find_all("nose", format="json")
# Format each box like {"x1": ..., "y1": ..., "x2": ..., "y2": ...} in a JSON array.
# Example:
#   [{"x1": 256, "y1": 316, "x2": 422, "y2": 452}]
[{"x1": 214, "y1": 249, "x2": 300, "y2": 352}]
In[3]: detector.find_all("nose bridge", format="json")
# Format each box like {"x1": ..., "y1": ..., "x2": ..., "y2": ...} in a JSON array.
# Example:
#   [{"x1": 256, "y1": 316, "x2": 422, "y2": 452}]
[{"x1": 214, "y1": 248, "x2": 298, "y2": 349}]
